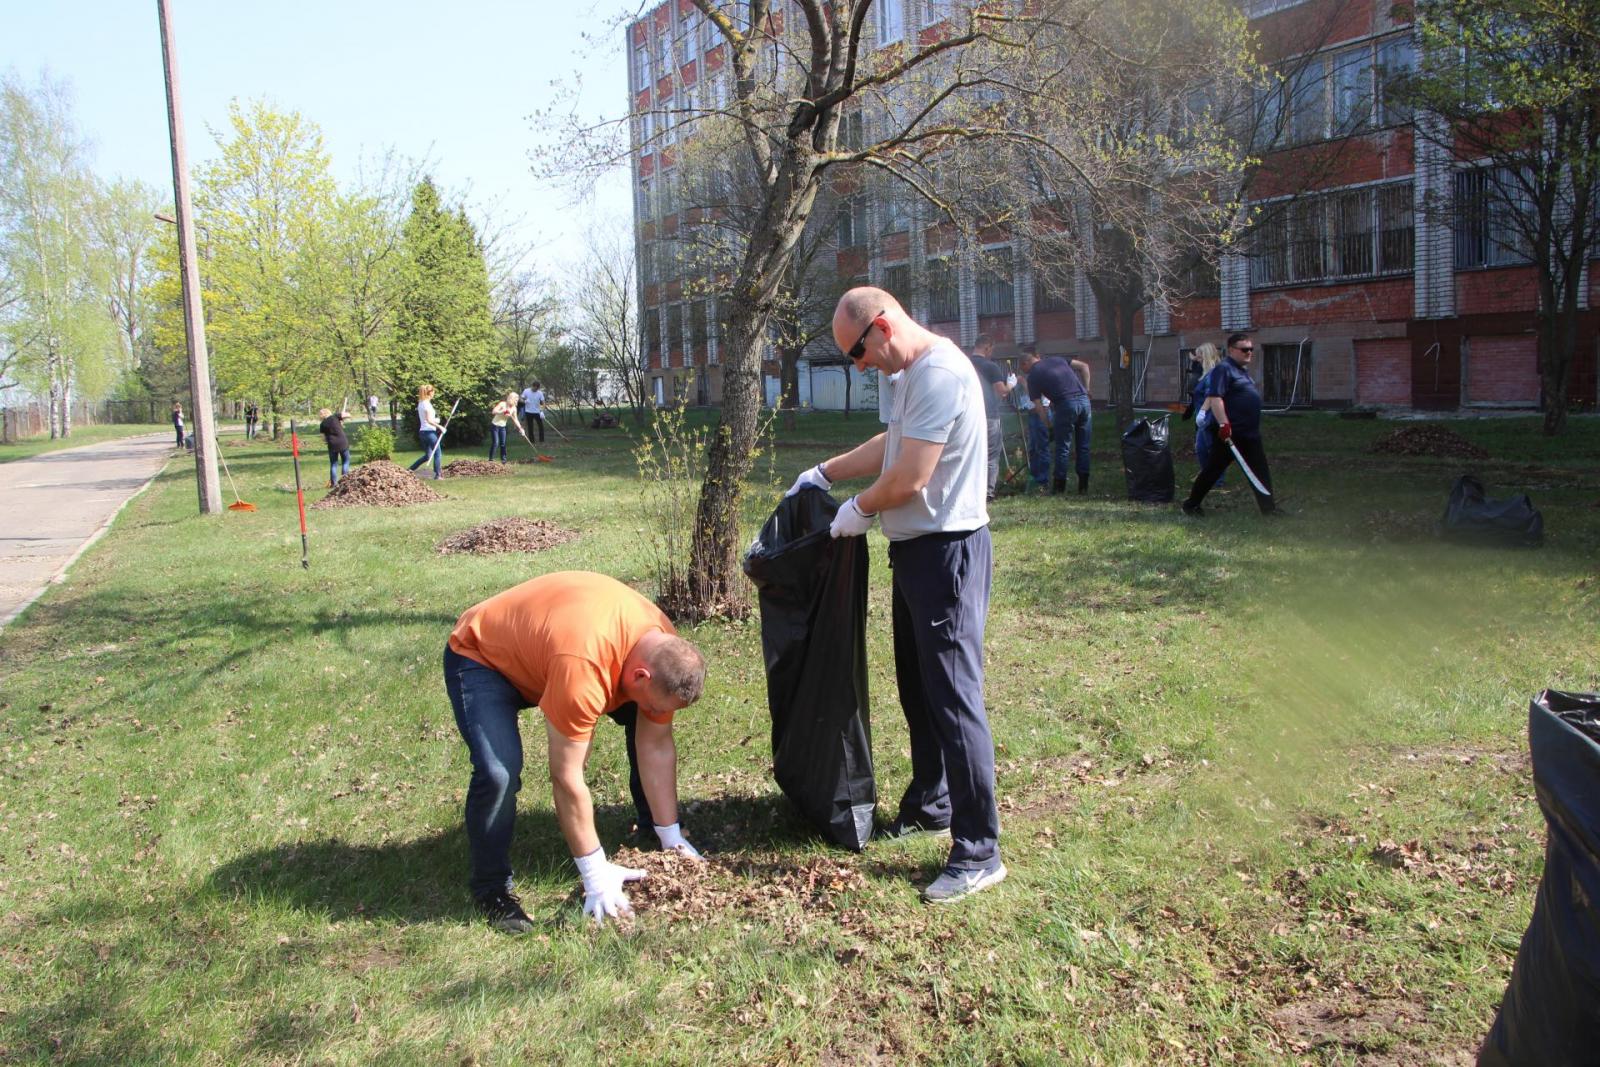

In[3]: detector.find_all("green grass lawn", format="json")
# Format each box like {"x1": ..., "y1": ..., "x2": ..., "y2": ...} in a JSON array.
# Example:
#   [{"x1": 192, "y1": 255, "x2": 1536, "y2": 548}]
[
  {"x1": 0, "y1": 423, "x2": 172, "y2": 463},
  {"x1": 1, "y1": 411, "x2": 1597, "y2": 1064}
]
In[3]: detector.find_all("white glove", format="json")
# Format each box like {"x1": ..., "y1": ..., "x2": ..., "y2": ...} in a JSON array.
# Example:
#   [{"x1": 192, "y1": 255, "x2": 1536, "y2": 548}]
[
  {"x1": 654, "y1": 822, "x2": 703, "y2": 860},
  {"x1": 1006, "y1": 373, "x2": 1018, "y2": 389},
  {"x1": 829, "y1": 496, "x2": 875, "y2": 538},
  {"x1": 574, "y1": 847, "x2": 646, "y2": 926},
  {"x1": 786, "y1": 463, "x2": 832, "y2": 498}
]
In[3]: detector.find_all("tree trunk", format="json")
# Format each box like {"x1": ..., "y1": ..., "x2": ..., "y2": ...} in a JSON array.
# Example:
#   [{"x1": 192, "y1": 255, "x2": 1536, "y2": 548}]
[
  {"x1": 1098, "y1": 291, "x2": 1137, "y2": 430},
  {"x1": 1539, "y1": 291, "x2": 1576, "y2": 436},
  {"x1": 686, "y1": 145, "x2": 827, "y2": 618}
]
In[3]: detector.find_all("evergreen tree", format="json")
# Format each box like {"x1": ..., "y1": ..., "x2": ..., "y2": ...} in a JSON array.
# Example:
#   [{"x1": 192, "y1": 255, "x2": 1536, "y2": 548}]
[{"x1": 391, "y1": 178, "x2": 501, "y2": 444}]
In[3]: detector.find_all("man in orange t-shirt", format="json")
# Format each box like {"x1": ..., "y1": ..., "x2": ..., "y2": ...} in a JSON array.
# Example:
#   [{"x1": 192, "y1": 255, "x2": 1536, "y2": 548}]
[{"x1": 444, "y1": 571, "x2": 707, "y2": 932}]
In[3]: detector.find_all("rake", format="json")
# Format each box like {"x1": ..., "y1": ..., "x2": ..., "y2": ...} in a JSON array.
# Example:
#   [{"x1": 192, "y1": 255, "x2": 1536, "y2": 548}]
[{"x1": 214, "y1": 437, "x2": 256, "y2": 512}]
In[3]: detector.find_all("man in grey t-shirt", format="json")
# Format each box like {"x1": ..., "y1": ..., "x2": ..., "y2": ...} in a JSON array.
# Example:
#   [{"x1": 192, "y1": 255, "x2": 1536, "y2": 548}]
[{"x1": 783, "y1": 286, "x2": 1004, "y2": 905}]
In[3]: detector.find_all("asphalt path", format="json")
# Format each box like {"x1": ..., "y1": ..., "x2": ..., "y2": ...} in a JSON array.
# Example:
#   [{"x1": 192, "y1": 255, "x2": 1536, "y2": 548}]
[{"x1": 0, "y1": 432, "x2": 173, "y2": 631}]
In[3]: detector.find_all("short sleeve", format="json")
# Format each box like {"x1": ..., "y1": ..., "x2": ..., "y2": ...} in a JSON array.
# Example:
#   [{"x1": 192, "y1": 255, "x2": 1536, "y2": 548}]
[
  {"x1": 901, "y1": 366, "x2": 964, "y2": 444},
  {"x1": 1203, "y1": 366, "x2": 1226, "y2": 399},
  {"x1": 538, "y1": 654, "x2": 611, "y2": 741}
]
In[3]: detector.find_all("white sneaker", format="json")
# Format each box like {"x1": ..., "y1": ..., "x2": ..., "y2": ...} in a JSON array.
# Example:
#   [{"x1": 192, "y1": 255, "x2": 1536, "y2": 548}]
[{"x1": 921, "y1": 862, "x2": 1007, "y2": 904}]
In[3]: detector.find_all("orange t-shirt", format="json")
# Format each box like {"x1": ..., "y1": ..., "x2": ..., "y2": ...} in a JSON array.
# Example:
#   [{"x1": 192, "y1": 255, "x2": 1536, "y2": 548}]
[{"x1": 447, "y1": 571, "x2": 676, "y2": 741}]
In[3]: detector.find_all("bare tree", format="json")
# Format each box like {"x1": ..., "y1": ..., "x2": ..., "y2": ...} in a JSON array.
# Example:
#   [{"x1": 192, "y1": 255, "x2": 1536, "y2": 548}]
[{"x1": 565, "y1": 225, "x2": 646, "y2": 418}]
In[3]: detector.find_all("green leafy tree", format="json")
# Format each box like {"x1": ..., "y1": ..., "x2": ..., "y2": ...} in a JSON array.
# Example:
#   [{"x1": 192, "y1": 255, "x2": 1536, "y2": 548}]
[
  {"x1": 391, "y1": 177, "x2": 502, "y2": 444},
  {"x1": 179, "y1": 99, "x2": 340, "y2": 435},
  {"x1": 1405, "y1": 0, "x2": 1600, "y2": 434},
  {"x1": 0, "y1": 71, "x2": 117, "y2": 436}
]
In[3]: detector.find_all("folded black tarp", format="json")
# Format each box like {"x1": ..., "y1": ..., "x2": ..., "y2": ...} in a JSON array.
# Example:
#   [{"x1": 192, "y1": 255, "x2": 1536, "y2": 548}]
[
  {"x1": 741, "y1": 489, "x2": 876, "y2": 850},
  {"x1": 1122, "y1": 415, "x2": 1175, "y2": 503},
  {"x1": 1479, "y1": 690, "x2": 1600, "y2": 1065},
  {"x1": 1441, "y1": 475, "x2": 1543, "y2": 547}
]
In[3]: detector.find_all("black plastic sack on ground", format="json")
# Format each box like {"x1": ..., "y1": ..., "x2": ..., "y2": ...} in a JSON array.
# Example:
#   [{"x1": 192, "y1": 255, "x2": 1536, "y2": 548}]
[
  {"x1": 1121, "y1": 415, "x2": 1175, "y2": 503},
  {"x1": 1479, "y1": 690, "x2": 1600, "y2": 1066},
  {"x1": 741, "y1": 489, "x2": 876, "y2": 850},
  {"x1": 1441, "y1": 475, "x2": 1543, "y2": 547}
]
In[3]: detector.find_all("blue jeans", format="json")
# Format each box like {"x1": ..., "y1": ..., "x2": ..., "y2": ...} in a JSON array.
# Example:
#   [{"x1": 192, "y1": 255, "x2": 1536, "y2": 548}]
[
  {"x1": 328, "y1": 447, "x2": 349, "y2": 485},
  {"x1": 1049, "y1": 396, "x2": 1092, "y2": 483},
  {"x1": 443, "y1": 646, "x2": 653, "y2": 899},
  {"x1": 1023, "y1": 411, "x2": 1050, "y2": 487},
  {"x1": 488, "y1": 425, "x2": 507, "y2": 461},
  {"x1": 887, "y1": 526, "x2": 1000, "y2": 872},
  {"x1": 409, "y1": 429, "x2": 441, "y2": 477}
]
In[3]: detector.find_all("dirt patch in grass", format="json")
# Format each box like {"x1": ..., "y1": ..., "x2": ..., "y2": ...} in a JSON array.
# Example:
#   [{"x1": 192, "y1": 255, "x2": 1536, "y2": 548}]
[
  {"x1": 1268, "y1": 995, "x2": 1467, "y2": 1064},
  {"x1": 1371, "y1": 426, "x2": 1489, "y2": 461},
  {"x1": 440, "y1": 459, "x2": 511, "y2": 478},
  {"x1": 311, "y1": 461, "x2": 442, "y2": 509},
  {"x1": 1362, "y1": 509, "x2": 1438, "y2": 542},
  {"x1": 435, "y1": 517, "x2": 576, "y2": 556},
  {"x1": 607, "y1": 847, "x2": 869, "y2": 927}
]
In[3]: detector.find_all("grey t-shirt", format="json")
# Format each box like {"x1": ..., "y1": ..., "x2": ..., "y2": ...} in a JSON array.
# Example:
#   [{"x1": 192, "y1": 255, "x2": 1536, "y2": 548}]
[{"x1": 880, "y1": 340, "x2": 991, "y2": 541}]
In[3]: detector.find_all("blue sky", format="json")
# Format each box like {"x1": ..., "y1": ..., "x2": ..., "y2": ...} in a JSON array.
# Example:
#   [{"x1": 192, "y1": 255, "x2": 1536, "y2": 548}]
[{"x1": 3, "y1": 0, "x2": 634, "y2": 276}]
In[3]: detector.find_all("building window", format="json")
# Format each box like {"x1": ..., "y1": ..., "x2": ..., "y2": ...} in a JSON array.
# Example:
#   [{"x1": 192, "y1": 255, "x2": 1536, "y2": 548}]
[
  {"x1": 976, "y1": 255, "x2": 1013, "y2": 315},
  {"x1": 644, "y1": 307, "x2": 661, "y2": 363},
  {"x1": 884, "y1": 262, "x2": 911, "y2": 299},
  {"x1": 689, "y1": 301, "x2": 708, "y2": 350},
  {"x1": 922, "y1": 0, "x2": 957, "y2": 29},
  {"x1": 1262, "y1": 343, "x2": 1313, "y2": 406},
  {"x1": 634, "y1": 41, "x2": 652, "y2": 92},
  {"x1": 1036, "y1": 275, "x2": 1073, "y2": 312},
  {"x1": 839, "y1": 111, "x2": 864, "y2": 151},
  {"x1": 660, "y1": 93, "x2": 676, "y2": 145},
  {"x1": 1288, "y1": 58, "x2": 1328, "y2": 144},
  {"x1": 1454, "y1": 167, "x2": 1533, "y2": 268},
  {"x1": 1330, "y1": 47, "x2": 1373, "y2": 135},
  {"x1": 1251, "y1": 181, "x2": 1414, "y2": 287},
  {"x1": 638, "y1": 179, "x2": 654, "y2": 222},
  {"x1": 877, "y1": 0, "x2": 905, "y2": 45},
  {"x1": 667, "y1": 304, "x2": 685, "y2": 356},
  {"x1": 882, "y1": 191, "x2": 913, "y2": 234},
  {"x1": 927, "y1": 257, "x2": 959, "y2": 321},
  {"x1": 1253, "y1": 78, "x2": 1285, "y2": 150},
  {"x1": 837, "y1": 195, "x2": 868, "y2": 247},
  {"x1": 1179, "y1": 256, "x2": 1219, "y2": 298},
  {"x1": 1376, "y1": 36, "x2": 1416, "y2": 127}
]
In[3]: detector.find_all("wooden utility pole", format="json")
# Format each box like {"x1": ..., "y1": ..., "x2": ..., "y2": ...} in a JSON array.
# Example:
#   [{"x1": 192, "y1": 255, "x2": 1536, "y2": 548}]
[{"x1": 157, "y1": 0, "x2": 221, "y2": 514}]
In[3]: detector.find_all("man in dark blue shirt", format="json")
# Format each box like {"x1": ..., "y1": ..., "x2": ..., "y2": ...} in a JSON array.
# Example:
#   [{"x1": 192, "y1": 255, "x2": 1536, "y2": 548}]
[
  {"x1": 1020, "y1": 349, "x2": 1093, "y2": 494},
  {"x1": 1181, "y1": 333, "x2": 1276, "y2": 515}
]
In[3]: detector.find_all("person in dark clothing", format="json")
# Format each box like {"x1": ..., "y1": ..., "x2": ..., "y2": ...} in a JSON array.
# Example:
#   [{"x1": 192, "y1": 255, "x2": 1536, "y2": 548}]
[
  {"x1": 171, "y1": 401, "x2": 185, "y2": 449},
  {"x1": 968, "y1": 334, "x2": 1009, "y2": 500},
  {"x1": 1182, "y1": 333, "x2": 1275, "y2": 516},
  {"x1": 244, "y1": 402, "x2": 259, "y2": 440},
  {"x1": 1018, "y1": 349, "x2": 1093, "y2": 494},
  {"x1": 1181, "y1": 343, "x2": 1225, "y2": 485},
  {"x1": 318, "y1": 405, "x2": 351, "y2": 486}
]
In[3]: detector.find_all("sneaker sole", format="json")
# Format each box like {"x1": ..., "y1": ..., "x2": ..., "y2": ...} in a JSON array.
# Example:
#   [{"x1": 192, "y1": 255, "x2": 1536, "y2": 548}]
[
  {"x1": 876, "y1": 825, "x2": 952, "y2": 843},
  {"x1": 923, "y1": 863, "x2": 1008, "y2": 904}
]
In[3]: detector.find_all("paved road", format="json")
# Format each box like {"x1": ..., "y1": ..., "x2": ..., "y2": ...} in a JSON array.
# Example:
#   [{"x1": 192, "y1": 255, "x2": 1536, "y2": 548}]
[{"x1": 0, "y1": 432, "x2": 172, "y2": 630}]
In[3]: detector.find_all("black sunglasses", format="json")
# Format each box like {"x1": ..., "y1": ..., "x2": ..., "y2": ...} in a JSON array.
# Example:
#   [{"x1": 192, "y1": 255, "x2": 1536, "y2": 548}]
[
  {"x1": 847, "y1": 310, "x2": 886, "y2": 364},
  {"x1": 1232, "y1": 344, "x2": 1254, "y2": 353}
]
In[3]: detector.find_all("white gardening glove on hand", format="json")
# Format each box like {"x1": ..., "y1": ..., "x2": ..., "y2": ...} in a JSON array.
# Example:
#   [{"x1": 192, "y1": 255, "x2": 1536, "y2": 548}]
[
  {"x1": 1006, "y1": 373, "x2": 1018, "y2": 389},
  {"x1": 574, "y1": 847, "x2": 646, "y2": 926},
  {"x1": 829, "y1": 496, "x2": 875, "y2": 539},
  {"x1": 654, "y1": 822, "x2": 703, "y2": 861},
  {"x1": 785, "y1": 463, "x2": 832, "y2": 498}
]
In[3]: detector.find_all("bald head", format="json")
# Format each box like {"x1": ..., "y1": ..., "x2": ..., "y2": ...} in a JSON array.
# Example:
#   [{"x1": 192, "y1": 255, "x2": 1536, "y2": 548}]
[{"x1": 835, "y1": 286, "x2": 903, "y2": 332}]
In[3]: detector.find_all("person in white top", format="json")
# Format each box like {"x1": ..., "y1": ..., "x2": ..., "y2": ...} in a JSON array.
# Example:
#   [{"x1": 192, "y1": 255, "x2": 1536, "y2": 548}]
[
  {"x1": 783, "y1": 286, "x2": 1004, "y2": 905},
  {"x1": 519, "y1": 382, "x2": 546, "y2": 443},
  {"x1": 367, "y1": 394, "x2": 380, "y2": 423},
  {"x1": 489, "y1": 392, "x2": 518, "y2": 463},
  {"x1": 407, "y1": 383, "x2": 446, "y2": 479}
]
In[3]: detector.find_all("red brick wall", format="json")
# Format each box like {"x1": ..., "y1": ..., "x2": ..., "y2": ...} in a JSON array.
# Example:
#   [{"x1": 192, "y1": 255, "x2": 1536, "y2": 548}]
[
  {"x1": 1354, "y1": 338, "x2": 1411, "y2": 404},
  {"x1": 1253, "y1": 278, "x2": 1412, "y2": 326},
  {"x1": 1172, "y1": 296, "x2": 1221, "y2": 333},
  {"x1": 1465, "y1": 335, "x2": 1539, "y2": 404},
  {"x1": 976, "y1": 315, "x2": 1014, "y2": 343},
  {"x1": 1035, "y1": 310, "x2": 1076, "y2": 343},
  {"x1": 1457, "y1": 267, "x2": 1539, "y2": 316}
]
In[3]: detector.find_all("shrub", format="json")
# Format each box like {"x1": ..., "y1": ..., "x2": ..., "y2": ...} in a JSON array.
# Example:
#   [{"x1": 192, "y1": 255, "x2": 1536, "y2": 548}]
[{"x1": 356, "y1": 424, "x2": 394, "y2": 464}]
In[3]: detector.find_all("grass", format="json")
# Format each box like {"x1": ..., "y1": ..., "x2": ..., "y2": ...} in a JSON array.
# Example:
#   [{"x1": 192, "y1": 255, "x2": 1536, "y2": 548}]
[
  {"x1": 1, "y1": 410, "x2": 1597, "y2": 1064},
  {"x1": 0, "y1": 423, "x2": 172, "y2": 463}
]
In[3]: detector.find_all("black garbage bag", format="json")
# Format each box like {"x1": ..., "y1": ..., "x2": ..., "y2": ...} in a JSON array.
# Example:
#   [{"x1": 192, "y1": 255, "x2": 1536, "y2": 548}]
[
  {"x1": 1121, "y1": 415, "x2": 1175, "y2": 503},
  {"x1": 741, "y1": 489, "x2": 876, "y2": 850},
  {"x1": 1440, "y1": 475, "x2": 1543, "y2": 547},
  {"x1": 1479, "y1": 690, "x2": 1600, "y2": 1066}
]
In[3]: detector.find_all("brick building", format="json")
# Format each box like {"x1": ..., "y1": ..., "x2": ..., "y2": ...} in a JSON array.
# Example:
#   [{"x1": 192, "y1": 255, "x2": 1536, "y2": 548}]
[{"x1": 625, "y1": 0, "x2": 1599, "y2": 413}]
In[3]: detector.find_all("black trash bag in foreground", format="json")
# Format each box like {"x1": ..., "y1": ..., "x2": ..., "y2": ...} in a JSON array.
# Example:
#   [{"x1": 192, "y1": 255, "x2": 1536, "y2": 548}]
[
  {"x1": 741, "y1": 489, "x2": 876, "y2": 850},
  {"x1": 1121, "y1": 415, "x2": 1175, "y2": 503},
  {"x1": 1441, "y1": 475, "x2": 1543, "y2": 547},
  {"x1": 1479, "y1": 690, "x2": 1600, "y2": 1066}
]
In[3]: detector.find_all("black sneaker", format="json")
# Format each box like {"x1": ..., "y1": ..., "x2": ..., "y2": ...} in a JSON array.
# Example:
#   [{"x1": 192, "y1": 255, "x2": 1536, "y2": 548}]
[
  {"x1": 1181, "y1": 501, "x2": 1204, "y2": 517},
  {"x1": 476, "y1": 890, "x2": 534, "y2": 934},
  {"x1": 877, "y1": 816, "x2": 952, "y2": 842}
]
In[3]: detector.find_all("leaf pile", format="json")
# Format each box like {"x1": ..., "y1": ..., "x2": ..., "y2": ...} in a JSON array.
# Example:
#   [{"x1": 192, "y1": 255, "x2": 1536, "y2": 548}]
[
  {"x1": 435, "y1": 517, "x2": 576, "y2": 555},
  {"x1": 608, "y1": 847, "x2": 868, "y2": 925},
  {"x1": 441, "y1": 459, "x2": 511, "y2": 478},
  {"x1": 1370, "y1": 426, "x2": 1489, "y2": 460},
  {"x1": 311, "y1": 461, "x2": 442, "y2": 509}
]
